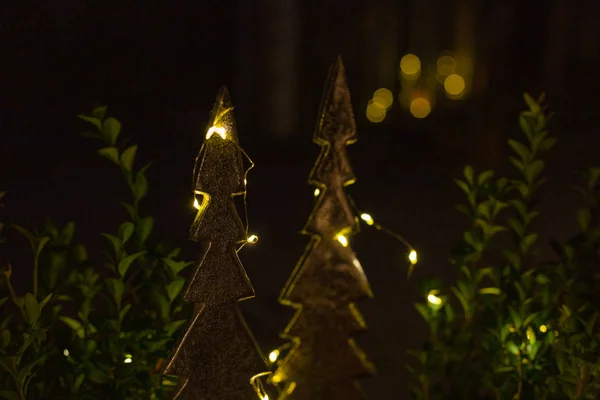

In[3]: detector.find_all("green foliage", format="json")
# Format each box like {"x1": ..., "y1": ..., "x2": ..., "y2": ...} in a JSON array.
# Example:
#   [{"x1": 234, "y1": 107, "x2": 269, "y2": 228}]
[
  {"x1": 408, "y1": 93, "x2": 600, "y2": 399},
  {"x1": 0, "y1": 107, "x2": 192, "y2": 399}
]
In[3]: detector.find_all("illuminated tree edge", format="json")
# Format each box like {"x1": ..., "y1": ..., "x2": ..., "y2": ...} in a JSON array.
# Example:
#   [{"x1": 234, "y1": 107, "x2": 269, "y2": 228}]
[
  {"x1": 273, "y1": 57, "x2": 376, "y2": 399},
  {"x1": 163, "y1": 87, "x2": 270, "y2": 399}
]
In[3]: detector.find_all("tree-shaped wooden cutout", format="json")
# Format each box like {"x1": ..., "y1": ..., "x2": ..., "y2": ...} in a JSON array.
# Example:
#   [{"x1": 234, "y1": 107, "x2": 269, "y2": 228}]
[
  {"x1": 273, "y1": 57, "x2": 375, "y2": 399},
  {"x1": 163, "y1": 86, "x2": 269, "y2": 399}
]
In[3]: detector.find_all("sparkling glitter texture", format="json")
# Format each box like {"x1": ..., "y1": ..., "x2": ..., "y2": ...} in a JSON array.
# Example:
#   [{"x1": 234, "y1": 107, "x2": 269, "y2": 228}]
[
  {"x1": 163, "y1": 86, "x2": 269, "y2": 399},
  {"x1": 273, "y1": 57, "x2": 375, "y2": 400}
]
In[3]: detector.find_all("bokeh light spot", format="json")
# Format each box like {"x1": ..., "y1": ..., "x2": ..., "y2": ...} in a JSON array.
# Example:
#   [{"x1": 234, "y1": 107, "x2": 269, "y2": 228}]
[
  {"x1": 366, "y1": 100, "x2": 386, "y2": 123},
  {"x1": 409, "y1": 98, "x2": 431, "y2": 119},
  {"x1": 437, "y1": 55, "x2": 456, "y2": 76},
  {"x1": 373, "y1": 88, "x2": 394, "y2": 109},
  {"x1": 444, "y1": 74, "x2": 466, "y2": 97},
  {"x1": 400, "y1": 54, "x2": 421, "y2": 78}
]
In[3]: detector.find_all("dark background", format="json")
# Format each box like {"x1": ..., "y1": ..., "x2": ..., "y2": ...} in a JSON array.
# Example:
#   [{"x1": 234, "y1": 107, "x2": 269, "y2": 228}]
[{"x1": 2, "y1": 0, "x2": 600, "y2": 398}]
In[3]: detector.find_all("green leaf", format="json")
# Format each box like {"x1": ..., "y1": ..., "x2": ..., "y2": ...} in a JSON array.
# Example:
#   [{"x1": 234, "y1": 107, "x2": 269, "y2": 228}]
[
  {"x1": 77, "y1": 115, "x2": 102, "y2": 131},
  {"x1": 17, "y1": 357, "x2": 42, "y2": 386},
  {"x1": 535, "y1": 273, "x2": 550, "y2": 284},
  {"x1": 463, "y1": 165, "x2": 474, "y2": 186},
  {"x1": 0, "y1": 330, "x2": 11, "y2": 348},
  {"x1": 133, "y1": 172, "x2": 148, "y2": 201},
  {"x1": 164, "y1": 320, "x2": 187, "y2": 336},
  {"x1": 120, "y1": 145, "x2": 137, "y2": 172},
  {"x1": 98, "y1": 147, "x2": 120, "y2": 165},
  {"x1": 59, "y1": 317, "x2": 85, "y2": 339},
  {"x1": 508, "y1": 306, "x2": 522, "y2": 328},
  {"x1": 509, "y1": 199, "x2": 527, "y2": 220},
  {"x1": 479, "y1": 287, "x2": 501, "y2": 295},
  {"x1": 162, "y1": 258, "x2": 193, "y2": 275},
  {"x1": 39, "y1": 293, "x2": 52, "y2": 311},
  {"x1": 454, "y1": 178, "x2": 470, "y2": 197},
  {"x1": 588, "y1": 166, "x2": 600, "y2": 188},
  {"x1": 136, "y1": 216, "x2": 154, "y2": 243},
  {"x1": 508, "y1": 156, "x2": 524, "y2": 172},
  {"x1": 451, "y1": 287, "x2": 470, "y2": 317},
  {"x1": 523, "y1": 93, "x2": 539, "y2": 112},
  {"x1": 120, "y1": 202, "x2": 136, "y2": 220},
  {"x1": 101, "y1": 233, "x2": 122, "y2": 257},
  {"x1": 23, "y1": 293, "x2": 40, "y2": 325},
  {"x1": 35, "y1": 237, "x2": 50, "y2": 259},
  {"x1": 88, "y1": 365, "x2": 110, "y2": 384},
  {"x1": 454, "y1": 204, "x2": 470, "y2": 218},
  {"x1": 506, "y1": 340, "x2": 520, "y2": 355},
  {"x1": 507, "y1": 217, "x2": 524, "y2": 238},
  {"x1": 167, "y1": 278, "x2": 186, "y2": 301},
  {"x1": 12, "y1": 225, "x2": 36, "y2": 247},
  {"x1": 103, "y1": 117, "x2": 121, "y2": 145},
  {"x1": 538, "y1": 137, "x2": 557, "y2": 153},
  {"x1": 118, "y1": 222, "x2": 135, "y2": 244},
  {"x1": 578, "y1": 209, "x2": 591, "y2": 231},
  {"x1": 477, "y1": 170, "x2": 494, "y2": 185},
  {"x1": 521, "y1": 233, "x2": 538, "y2": 254},
  {"x1": 519, "y1": 116, "x2": 532, "y2": 139},
  {"x1": 91, "y1": 106, "x2": 107, "y2": 120},
  {"x1": 415, "y1": 303, "x2": 429, "y2": 321},
  {"x1": 106, "y1": 278, "x2": 124, "y2": 308},
  {"x1": 508, "y1": 139, "x2": 531, "y2": 163},
  {"x1": 523, "y1": 160, "x2": 545, "y2": 184},
  {"x1": 118, "y1": 251, "x2": 146, "y2": 277},
  {"x1": 119, "y1": 304, "x2": 132, "y2": 322}
]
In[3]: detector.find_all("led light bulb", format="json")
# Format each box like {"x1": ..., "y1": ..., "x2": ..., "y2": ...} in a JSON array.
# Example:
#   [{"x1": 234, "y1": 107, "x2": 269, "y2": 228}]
[
  {"x1": 336, "y1": 234, "x2": 348, "y2": 247},
  {"x1": 427, "y1": 292, "x2": 442, "y2": 305},
  {"x1": 360, "y1": 213, "x2": 374, "y2": 226},
  {"x1": 206, "y1": 126, "x2": 227, "y2": 139},
  {"x1": 247, "y1": 235, "x2": 259, "y2": 244},
  {"x1": 268, "y1": 349, "x2": 279, "y2": 363},
  {"x1": 408, "y1": 249, "x2": 418, "y2": 264}
]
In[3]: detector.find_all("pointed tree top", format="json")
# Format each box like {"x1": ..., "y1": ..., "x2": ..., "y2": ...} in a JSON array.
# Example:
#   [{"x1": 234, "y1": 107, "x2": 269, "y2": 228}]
[
  {"x1": 205, "y1": 85, "x2": 239, "y2": 144},
  {"x1": 314, "y1": 56, "x2": 357, "y2": 144}
]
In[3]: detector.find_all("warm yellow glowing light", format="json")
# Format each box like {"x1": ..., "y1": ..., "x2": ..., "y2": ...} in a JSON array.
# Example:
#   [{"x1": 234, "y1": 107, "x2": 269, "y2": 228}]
[
  {"x1": 206, "y1": 126, "x2": 227, "y2": 139},
  {"x1": 261, "y1": 395, "x2": 269, "y2": 400},
  {"x1": 400, "y1": 54, "x2": 421, "y2": 78},
  {"x1": 244, "y1": 179, "x2": 247, "y2": 186},
  {"x1": 408, "y1": 249, "x2": 418, "y2": 264},
  {"x1": 336, "y1": 234, "x2": 349, "y2": 247},
  {"x1": 268, "y1": 349, "x2": 280, "y2": 363},
  {"x1": 247, "y1": 235, "x2": 259, "y2": 244},
  {"x1": 360, "y1": 213, "x2": 374, "y2": 226},
  {"x1": 409, "y1": 98, "x2": 431, "y2": 119},
  {"x1": 366, "y1": 100, "x2": 386, "y2": 123},
  {"x1": 314, "y1": 188, "x2": 320, "y2": 197},
  {"x1": 193, "y1": 198, "x2": 200, "y2": 209},
  {"x1": 437, "y1": 55, "x2": 456, "y2": 76},
  {"x1": 373, "y1": 88, "x2": 394, "y2": 109},
  {"x1": 124, "y1": 357, "x2": 132, "y2": 364},
  {"x1": 444, "y1": 74, "x2": 466, "y2": 97},
  {"x1": 272, "y1": 373, "x2": 282, "y2": 383},
  {"x1": 539, "y1": 325, "x2": 548, "y2": 333},
  {"x1": 63, "y1": 349, "x2": 70, "y2": 357},
  {"x1": 427, "y1": 292, "x2": 442, "y2": 305}
]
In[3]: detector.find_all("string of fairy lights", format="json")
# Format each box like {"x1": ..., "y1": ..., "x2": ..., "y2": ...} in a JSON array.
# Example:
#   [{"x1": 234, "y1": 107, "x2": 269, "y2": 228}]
[{"x1": 190, "y1": 117, "x2": 419, "y2": 398}]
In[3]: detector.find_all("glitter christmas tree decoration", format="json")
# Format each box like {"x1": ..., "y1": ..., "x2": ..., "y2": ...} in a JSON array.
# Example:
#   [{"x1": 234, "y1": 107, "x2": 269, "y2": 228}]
[
  {"x1": 273, "y1": 56, "x2": 375, "y2": 400},
  {"x1": 163, "y1": 86, "x2": 270, "y2": 400}
]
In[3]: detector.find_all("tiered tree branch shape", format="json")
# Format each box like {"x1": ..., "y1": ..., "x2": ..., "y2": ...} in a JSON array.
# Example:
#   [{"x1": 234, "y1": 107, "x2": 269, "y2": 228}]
[
  {"x1": 274, "y1": 57, "x2": 375, "y2": 399},
  {"x1": 163, "y1": 87, "x2": 269, "y2": 399}
]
